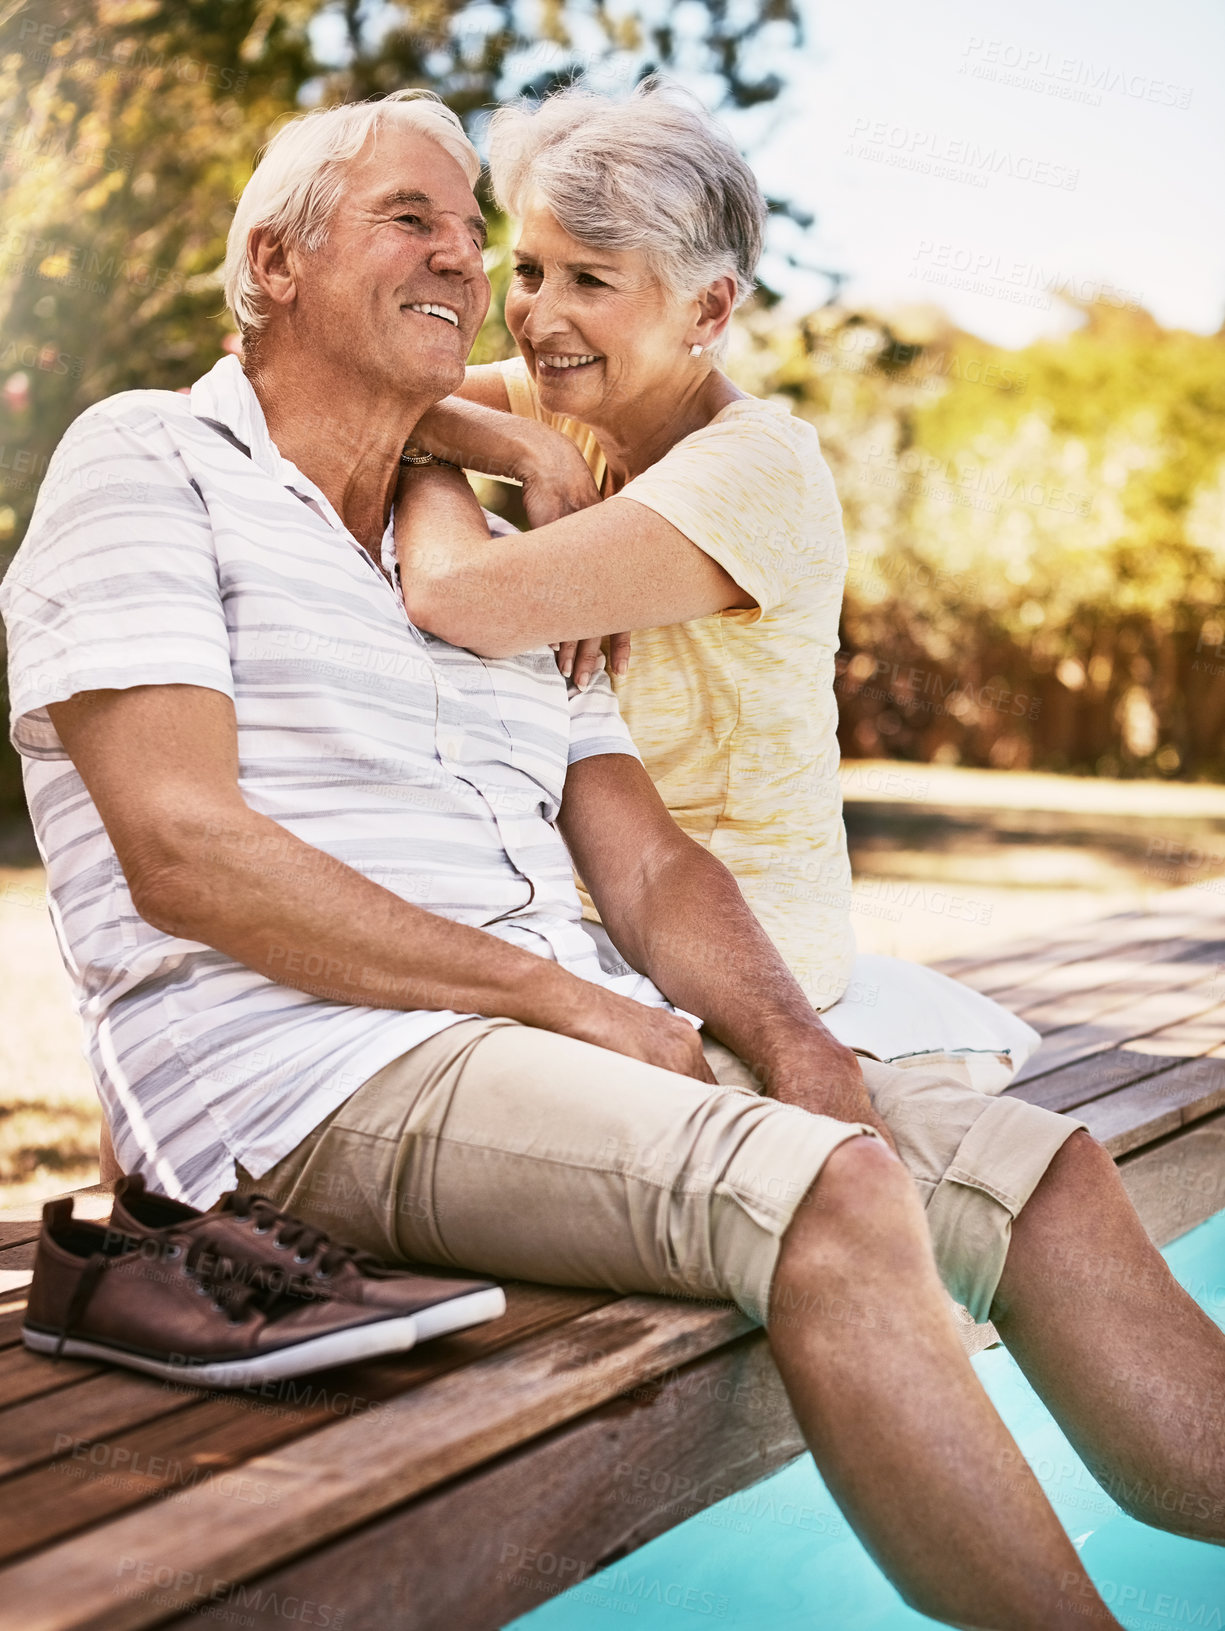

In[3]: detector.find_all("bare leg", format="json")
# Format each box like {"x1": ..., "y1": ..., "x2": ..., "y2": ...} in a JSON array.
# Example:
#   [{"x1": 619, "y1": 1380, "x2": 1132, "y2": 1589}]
[
  {"x1": 769, "y1": 1136, "x2": 1122, "y2": 1629},
  {"x1": 992, "y1": 1129, "x2": 1225, "y2": 1543}
]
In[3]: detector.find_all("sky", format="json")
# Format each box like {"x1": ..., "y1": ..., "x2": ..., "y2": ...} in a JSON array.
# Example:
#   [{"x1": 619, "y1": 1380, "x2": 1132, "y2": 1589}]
[{"x1": 717, "y1": 0, "x2": 1225, "y2": 345}]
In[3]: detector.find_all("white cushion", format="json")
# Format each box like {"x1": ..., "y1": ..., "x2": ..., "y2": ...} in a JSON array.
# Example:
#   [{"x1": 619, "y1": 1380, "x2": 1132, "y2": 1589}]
[{"x1": 819, "y1": 954, "x2": 1040, "y2": 1094}]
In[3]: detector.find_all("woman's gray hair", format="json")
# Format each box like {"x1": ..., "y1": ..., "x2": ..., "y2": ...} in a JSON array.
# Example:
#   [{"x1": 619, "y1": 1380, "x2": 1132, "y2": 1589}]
[
  {"x1": 488, "y1": 76, "x2": 767, "y2": 343},
  {"x1": 225, "y1": 89, "x2": 481, "y2": 338}
]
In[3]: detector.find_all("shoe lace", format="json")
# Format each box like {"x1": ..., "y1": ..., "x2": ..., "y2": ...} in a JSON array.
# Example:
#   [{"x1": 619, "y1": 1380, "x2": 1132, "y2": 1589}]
[
  {"x1": 52, "y1": 1231, "x2": 292, "y2": 1357},
  {"x1": 181, "y1": 1237, "x2": 302, "y2": 1323},
  {"x1": 55, "y1": 1251, "x2": 110, "y2": 1359},
  {"x1": 224, "y1": 1194, "x2": 382, "y2": 1280}
]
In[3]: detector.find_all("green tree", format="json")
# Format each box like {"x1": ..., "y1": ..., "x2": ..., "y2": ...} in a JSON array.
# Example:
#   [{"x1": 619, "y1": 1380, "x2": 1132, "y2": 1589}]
[{"x1": 729, "y1": 297, "x2": 1225, "y2": 778}]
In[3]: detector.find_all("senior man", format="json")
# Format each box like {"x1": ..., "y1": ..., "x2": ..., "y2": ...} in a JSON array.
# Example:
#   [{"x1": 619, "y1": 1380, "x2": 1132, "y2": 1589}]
[{"x1": 3, "y1": 90, "x2": 1222, "y2": 1630}]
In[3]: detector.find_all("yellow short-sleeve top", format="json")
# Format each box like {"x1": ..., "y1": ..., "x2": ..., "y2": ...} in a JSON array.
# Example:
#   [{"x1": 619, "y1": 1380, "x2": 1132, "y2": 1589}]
[{"x1": 495, "y1": 356, "x2": 855, "y2": 1009}]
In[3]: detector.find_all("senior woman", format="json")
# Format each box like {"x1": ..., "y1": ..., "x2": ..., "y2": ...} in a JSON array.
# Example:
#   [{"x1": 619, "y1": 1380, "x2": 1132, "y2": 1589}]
[{"x1": 398, "y1": 79, "x2": 1035, "y2": 1078}]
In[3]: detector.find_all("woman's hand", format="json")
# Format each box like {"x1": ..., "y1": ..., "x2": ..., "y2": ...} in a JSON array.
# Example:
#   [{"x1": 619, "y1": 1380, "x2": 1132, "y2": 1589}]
[
  {"x1": 554, "y1": 632, "x2": 632, "y2": 690},
  {"x1": 519, "y1": 436, "x2": 602, "y2": 528}
]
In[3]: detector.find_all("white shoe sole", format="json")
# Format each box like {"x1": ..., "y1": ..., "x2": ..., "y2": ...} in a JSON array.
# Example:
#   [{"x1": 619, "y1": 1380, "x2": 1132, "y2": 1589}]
[{"x1": 22, "y1": 1285, "x2": 506, "y2": 1388}]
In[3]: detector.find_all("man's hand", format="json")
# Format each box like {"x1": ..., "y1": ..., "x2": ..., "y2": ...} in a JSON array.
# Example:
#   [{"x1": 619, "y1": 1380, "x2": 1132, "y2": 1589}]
[
  {"x1": 757, "y1": 1030, "x2": 897, "y2": 1152},
  {"x1": 555, "y1": 984, "x2": 716, "y2": 1083}
]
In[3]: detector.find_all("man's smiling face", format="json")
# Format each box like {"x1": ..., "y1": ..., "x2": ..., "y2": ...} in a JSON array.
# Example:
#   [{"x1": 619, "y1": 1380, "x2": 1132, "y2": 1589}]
[{"x1": 292, "y1": 121, "x2": 490, "y2": 404}]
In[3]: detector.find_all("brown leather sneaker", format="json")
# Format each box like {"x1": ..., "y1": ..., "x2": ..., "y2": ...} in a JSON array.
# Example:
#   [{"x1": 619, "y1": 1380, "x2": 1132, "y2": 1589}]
[
  {"x1": 22, "y1": 1196, "x2": 506, "y2": 1388},
  {"x1": 108, "y1": 1174, "x2": 502, "y2": 1325}
]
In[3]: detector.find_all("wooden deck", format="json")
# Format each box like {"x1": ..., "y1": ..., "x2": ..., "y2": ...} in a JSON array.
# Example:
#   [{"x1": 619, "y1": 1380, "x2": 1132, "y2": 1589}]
[{"x1": 1, "y1": 881, "x2": 1224, "y2": 1631}]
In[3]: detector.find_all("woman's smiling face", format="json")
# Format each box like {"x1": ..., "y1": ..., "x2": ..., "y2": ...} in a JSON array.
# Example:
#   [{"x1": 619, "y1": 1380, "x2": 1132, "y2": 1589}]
[{"x1": 504, "y1": 197, "x2": 696, "y2": 428}]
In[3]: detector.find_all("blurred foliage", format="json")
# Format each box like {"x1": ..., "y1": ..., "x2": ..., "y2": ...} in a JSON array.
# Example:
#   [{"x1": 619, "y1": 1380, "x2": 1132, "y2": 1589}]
[{"x1": 726, "y1": 299, "x2": 1225, "y2": 780}]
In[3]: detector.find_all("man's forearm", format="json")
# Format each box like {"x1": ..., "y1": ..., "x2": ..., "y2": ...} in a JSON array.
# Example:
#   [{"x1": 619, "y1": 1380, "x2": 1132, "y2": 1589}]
[
  {"x1": 605, "y1": 842, "x2": 893, "y2": 1141},
  {"x1": 605, "y1": 842, "x2": 843, "y2": 1082},
  {"x1": 146, "y1": 802, "x2": 586, "y2": 1030}
]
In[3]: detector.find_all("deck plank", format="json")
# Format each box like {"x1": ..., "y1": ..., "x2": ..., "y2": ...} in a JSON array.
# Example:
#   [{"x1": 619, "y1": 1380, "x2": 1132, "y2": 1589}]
[
  {"x1": 0, "y1": 1348, "x2": 102, "y2": 1411},
  {"x1": 1006, "y1": 1004, "x2": 1225, "y2": 1115},
  {"x1": 0, "y1": 1298, "x2": 751, "y2": 1631},
  {"x1": 0, "y1": 1241, "x2": 37, "y2": 1287},
  {"x1": 0, "y1": 1372, "x2": 202, "y2": 1481},
  {"x1": 1010, "y1": 1049, "x2": 1169, "y2": 1115},
  {"x1": 161, "y1": 1331, "x2": 806, "y2": 1631},
  {"x1": 1116, "y1": 1109, "x2": 1225, "y2": 1245},
  {"x1": 0, "y1": 1285, "x2": 614, "y2": 1561},
  {"x1": 1076, "y1": 1061, "x2": 1225, "y2": 1156},
  {"x1": 931, "y1": 908, "x2": 1162, "y2": 979},
  {"x1": 1009, "y1": 942, "x2": 1225, "y2": 1034},
  {"x1": 0, "y1": 1188, "x2": 112, "y2": 1254},
  {"x1": 993, "y1": 933, "x2": 1224, "y2": 1019},
  {"x1": 0, "y1": 1302, "x2": 28, "y2": 1349},
  {"x1": 1013, "y1": 976, "x2": 1225, "y2": 1082},
  {"x1": 934, "y1": 905, "x2": 1220, "y2": 991},
  {"x1": 1014, "y1": 1051, "x2": 1225, "y2": 1124}
]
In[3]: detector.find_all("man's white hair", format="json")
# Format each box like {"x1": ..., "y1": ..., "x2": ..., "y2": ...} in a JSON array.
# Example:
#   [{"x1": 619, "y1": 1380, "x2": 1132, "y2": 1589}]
[
  {"x1": 488, "y1": 76, "x2": 767, "y2": 355},
  {"x1": 224, "y1": 89, "x2": 481, "y2": 338}
]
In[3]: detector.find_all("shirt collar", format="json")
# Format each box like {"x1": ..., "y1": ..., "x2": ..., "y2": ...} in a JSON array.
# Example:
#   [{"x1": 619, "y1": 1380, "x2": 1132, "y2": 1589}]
[
  {"x1": 189, "y1": 355, "x2": 284, "y2": 478},
  {"x1": 189, "y1": 354, "x2": 394, "y2": 555}
]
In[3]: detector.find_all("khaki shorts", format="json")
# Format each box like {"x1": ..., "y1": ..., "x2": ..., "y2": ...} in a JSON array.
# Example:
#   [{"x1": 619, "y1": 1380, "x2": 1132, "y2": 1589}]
[{"x1": 234, "y1": 1019, "x2": 1084, "y2": 1326}]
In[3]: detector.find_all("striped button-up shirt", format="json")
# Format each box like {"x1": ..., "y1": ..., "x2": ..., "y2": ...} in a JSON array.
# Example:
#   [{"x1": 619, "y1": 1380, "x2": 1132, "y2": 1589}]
[{"x1": 1, "y1": 355, "x2": 672, "y2": 1207}]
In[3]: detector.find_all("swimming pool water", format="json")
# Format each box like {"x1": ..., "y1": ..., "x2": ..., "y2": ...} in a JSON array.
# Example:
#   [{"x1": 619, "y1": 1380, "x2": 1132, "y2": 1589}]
[{"x1": 511, "y1": 1208, "x2": 1225, "y2": 1630}]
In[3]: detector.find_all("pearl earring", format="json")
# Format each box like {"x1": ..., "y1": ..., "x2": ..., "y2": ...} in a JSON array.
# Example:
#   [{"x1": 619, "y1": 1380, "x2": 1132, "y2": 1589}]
[{"x1": 689, "y1": 343, "x2": 704, "y2": 357}]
